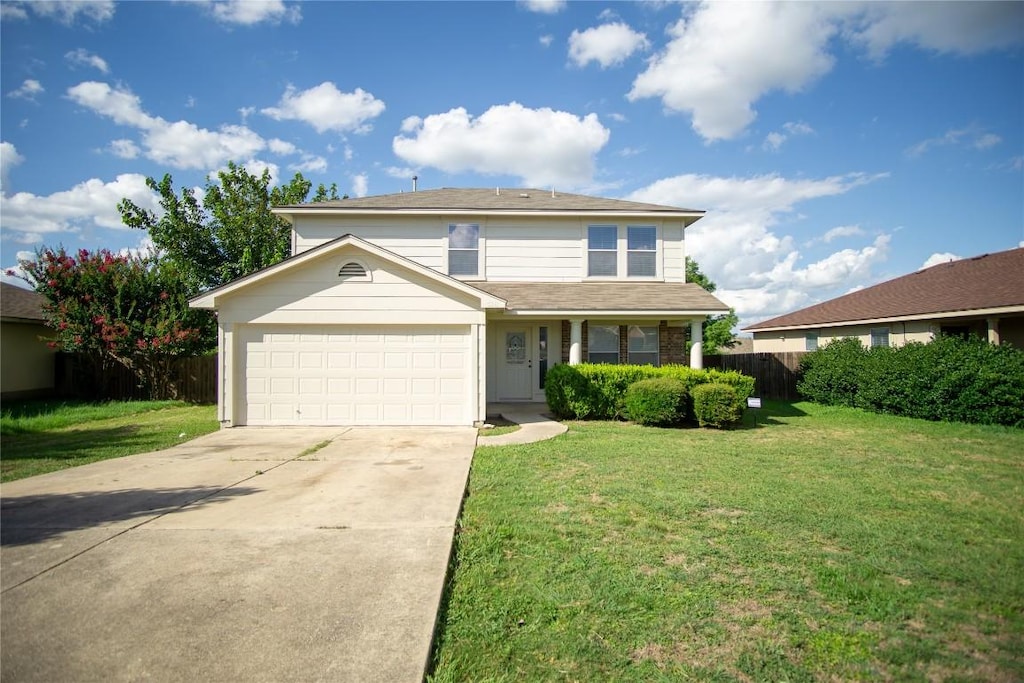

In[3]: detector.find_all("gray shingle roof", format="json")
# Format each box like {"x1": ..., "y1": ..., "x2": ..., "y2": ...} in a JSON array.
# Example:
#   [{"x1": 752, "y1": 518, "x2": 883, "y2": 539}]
[
  {"x1": 277, "y1": 188, "x2": 703, "y2": 215},
  {"x1": 473, "y1": 281, "x2": 729, "y2": 313},
  {"x1": 745, "y1": 247, "x2": 1024, "y2": 331},
  {"x1": 1, "y1": 282, "x2": 47, "y2": 322}
]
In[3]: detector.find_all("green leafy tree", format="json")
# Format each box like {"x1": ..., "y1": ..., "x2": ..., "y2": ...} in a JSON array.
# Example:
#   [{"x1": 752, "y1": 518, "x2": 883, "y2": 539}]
[
  {"x1": 118, "y1": 162, "x2": 335, "y2": 292},
  {"x1": 17, "y1": 248, "x2": 215, "y2": 399},
  {"x1": 686, "y1": 257, "x2": 739, "y2": 354}
]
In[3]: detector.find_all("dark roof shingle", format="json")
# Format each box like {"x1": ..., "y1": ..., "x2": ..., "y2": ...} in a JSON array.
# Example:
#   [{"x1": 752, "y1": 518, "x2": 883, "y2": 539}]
[
  {"x1": 745, "y1": 247, "x2": 1024, "y2": 331},
  {"x1": 278, "y1": 188, "x2": 703, "y2": 215},
  {"x1": 1, "y1": 282, "x2": 47, "y2": 322},
  {"x1": 473, "y1": 281, "x2": 728, "y2": 313}
]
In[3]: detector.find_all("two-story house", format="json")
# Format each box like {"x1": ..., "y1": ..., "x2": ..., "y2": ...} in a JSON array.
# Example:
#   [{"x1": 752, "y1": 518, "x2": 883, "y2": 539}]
[{"x1": 191, "y1": 188, "x2": 729, "y2": 427}]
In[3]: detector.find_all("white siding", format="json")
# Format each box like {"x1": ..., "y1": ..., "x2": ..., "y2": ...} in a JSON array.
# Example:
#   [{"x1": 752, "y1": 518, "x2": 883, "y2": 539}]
[
  {"x1": 293, "y1": 216, "x2": 445, "y2": 270},
  {"x1": 662, "y1": 220, "x2": 685, "y2": 282},
  {"x1": 752, "y1": 321, "x2": 938, "y2": 352},
  {"x1": 485, "y1": 219, "x2": 582, "y2": 281}
]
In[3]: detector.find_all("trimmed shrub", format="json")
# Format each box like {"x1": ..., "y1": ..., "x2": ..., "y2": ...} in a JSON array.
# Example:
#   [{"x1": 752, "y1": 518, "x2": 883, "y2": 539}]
[
  {"x1": 624, "y1": 377, "x2": 688, "y2": 426},
  {"x1": 544, "y1": 363, "x2": 755, "y2": 422},
  {"x1": 692, "y1": 383, "x2": 742, "y2": 428},
  {"x1": 797, "y1": 334, "x2": 1024, "y2": 428}
]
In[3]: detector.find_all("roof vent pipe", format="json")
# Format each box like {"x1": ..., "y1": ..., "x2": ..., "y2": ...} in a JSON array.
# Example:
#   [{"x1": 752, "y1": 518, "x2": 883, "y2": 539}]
[{"x1": 412, "y1": 175, "x2": 418, "y2": 192}]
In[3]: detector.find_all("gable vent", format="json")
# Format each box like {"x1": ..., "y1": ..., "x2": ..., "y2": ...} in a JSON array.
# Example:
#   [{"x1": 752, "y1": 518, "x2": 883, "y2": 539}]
[{"x1": 338, "y1": 262, "x2": 368, "y2": 278}]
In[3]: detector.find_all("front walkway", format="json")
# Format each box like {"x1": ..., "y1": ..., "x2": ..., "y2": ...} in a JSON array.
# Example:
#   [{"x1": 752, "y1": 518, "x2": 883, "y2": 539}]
[{"x1": 480, "y1": 403, "x2": 568, "y2": 446}]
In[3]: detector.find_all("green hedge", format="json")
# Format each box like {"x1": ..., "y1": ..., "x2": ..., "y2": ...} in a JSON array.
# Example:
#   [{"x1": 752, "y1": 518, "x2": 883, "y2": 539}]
[
  {"x1": 623, "y1": 377, "x2": 689, "y2": 426},
  {"x1": 692, "y1": 383, "x2": 743, "y2": 428},
  {"x1": 798, "y1": 335, "x2": 1024, "y2": 427},
  {"x1": 545, "y1": 363, "x2": 754, "y2": 423}
]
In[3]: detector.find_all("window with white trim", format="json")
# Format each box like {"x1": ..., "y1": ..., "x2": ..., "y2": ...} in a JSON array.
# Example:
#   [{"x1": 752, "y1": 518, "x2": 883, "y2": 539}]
[
  {"x1": 587, "y1": 225, "x2": 618, "y2": 277},
  {"x1": 805, "y1": 331, "x2": 818, "y2": 351},
  {"x1": 588, "y1": 325, "x2": 619, "y2": 364},
  {"x1": 627, "y1": 226, "x2": 657, "y2": 277},
  {"x1": 870, "y1": 327, "x2": 890, "y2": 348},
  {"x1": 628, "y1": 325, "x2": 659, "y2": 365},
  {"x1": 448, "y1": 223, "x2": 479, "y2": 276}
]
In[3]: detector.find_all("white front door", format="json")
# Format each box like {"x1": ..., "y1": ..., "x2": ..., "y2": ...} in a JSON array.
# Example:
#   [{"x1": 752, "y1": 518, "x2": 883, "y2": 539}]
[{"x1": 499, "y1": 329, "x2": 533, "y2": 400}]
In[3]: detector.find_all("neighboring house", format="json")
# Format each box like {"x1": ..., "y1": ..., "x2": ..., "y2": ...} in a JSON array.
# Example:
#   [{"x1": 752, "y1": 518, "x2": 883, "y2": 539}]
[
  {"x1": 1, "y1": 282, "x2": 56, "y2": 399},
  {"x1": 191, "y1": 188, "x2": 729, "y2": 427},
  {"x1": 744, "y1": 247, "x2": 1024, "y2": 353}
]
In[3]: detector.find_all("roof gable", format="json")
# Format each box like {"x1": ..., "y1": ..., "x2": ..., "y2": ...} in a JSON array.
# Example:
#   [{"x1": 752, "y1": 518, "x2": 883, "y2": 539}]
[
  {"x1": 189, "y1": 234, "x2": 506, "y2": 310},
  {"x1": 745, "y1": 247, "x2": 1024, "y2": 331}
]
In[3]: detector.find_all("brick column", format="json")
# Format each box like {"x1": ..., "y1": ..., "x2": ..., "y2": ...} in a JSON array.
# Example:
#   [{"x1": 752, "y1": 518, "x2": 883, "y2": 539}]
[{"x1": 618, "y1": 325, "x2": 628, "y2": 364}]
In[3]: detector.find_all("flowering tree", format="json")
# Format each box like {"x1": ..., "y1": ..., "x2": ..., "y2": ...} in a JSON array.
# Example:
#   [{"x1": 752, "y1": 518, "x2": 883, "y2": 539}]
[{"x1": 16, "y1": 248, "x2": 215, "y2": 399}]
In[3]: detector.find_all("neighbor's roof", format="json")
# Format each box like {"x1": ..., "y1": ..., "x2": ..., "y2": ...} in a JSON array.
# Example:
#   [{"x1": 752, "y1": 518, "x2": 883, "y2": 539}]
[
  {"x1": 275, "y1": 187, "x2": 703, "y2": 217},
  {"x1": 474, "y1": 282, "x2": 729, "y2": 315},
  {"x1": 745, "y1": 247, "x2": 1024, "y2": 331},
  {"x1": 1, "y1": 282, "x2": 48, "y2": 323}
]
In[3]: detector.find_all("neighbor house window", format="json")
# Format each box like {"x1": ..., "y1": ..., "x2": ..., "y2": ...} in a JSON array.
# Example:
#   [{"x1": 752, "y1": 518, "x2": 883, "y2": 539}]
[
  {"x1": 448, "y1": 223, "x2": 479, "y2": 276},
  {"x1": 805, "y1": 331, "x2": 818, "y2": 351},
  {"x1": 628, "y1": 325, "x2": 659, "y2": 365},
  {"x1": 870, "y1": 327, "x2": 890, "y2": 348},
  {"x1": 588, "y1": 325, "x2": 619, "y2": 363},
  {"x1": 588, "y1": 225, "x2": 618, "y2": 277},
  {"x1": 627, "y1": 226, "x2": 657, "y2": 277}
]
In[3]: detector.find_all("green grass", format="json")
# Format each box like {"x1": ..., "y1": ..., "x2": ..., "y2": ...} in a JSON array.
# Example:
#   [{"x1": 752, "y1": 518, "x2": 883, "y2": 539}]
[
  {"x1": 479, "y1": 416, "x2": 522, "y2": 438},
  {"x1": 430, "y1": 401, "x2": 1024, "y2": 682},
  {"x1": 1, "y1": 399, "x2": 219, "y2": 482}
]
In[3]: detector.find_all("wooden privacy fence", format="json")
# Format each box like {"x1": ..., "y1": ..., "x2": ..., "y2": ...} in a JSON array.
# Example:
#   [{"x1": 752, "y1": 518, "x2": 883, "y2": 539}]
[
  {"x1": 56, "y1": 353, "x2": 217, "y2": 404},
  {"x1": 703, "y1": 352, "x2": 808, "y2": 401}
]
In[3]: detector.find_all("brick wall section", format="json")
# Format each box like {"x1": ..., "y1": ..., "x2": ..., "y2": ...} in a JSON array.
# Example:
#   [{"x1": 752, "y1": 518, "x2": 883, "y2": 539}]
[
  {"x1": 618, "y1": 324, "x2": 628, "y2": 362},
  {"x1": 659, "y1": 321, "x2": 685, "y2": 365},
  {"x1": 561, "y1": 320, "x2": 570, "y2": 363}
]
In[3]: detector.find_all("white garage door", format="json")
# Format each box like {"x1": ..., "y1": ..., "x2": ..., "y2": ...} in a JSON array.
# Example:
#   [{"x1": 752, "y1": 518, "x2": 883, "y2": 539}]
[{"x1": 240, "y1": 325, "x2": 472, "y2": 426}]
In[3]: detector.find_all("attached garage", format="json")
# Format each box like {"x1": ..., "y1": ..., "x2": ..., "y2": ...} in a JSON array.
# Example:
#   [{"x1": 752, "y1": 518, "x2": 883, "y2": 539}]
[
  {"x1": 190, "y1": 236, "x2": 506, "y2": 427},
  {"x1": 239, "y1": 325, "x2": 471, "y2": 426}
]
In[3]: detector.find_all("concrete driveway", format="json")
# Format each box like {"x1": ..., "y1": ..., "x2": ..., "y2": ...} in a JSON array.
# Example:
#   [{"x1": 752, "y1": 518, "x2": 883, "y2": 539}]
[{"x1": 1, "y1": 425, "x2": 477, "y2": 682}]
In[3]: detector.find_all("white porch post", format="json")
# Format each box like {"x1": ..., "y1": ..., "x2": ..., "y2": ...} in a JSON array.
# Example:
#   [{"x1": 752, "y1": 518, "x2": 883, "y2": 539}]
[
  {"x1": 988, "y1": 317, "x2": 1001, "y2": 345},
  {"x1": 689, "y1": 318, "x2": 704, "y2": 369},
  {"x1": 569, "y1": 318, "x2": 583, "y2": 365}
]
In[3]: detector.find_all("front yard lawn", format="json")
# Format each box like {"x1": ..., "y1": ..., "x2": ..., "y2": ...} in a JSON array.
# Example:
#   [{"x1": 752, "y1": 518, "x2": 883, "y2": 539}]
[
  {"x1": 430, "y1": 401, "x2": 1024, "y2": 682},
  {"x1": 1, "y1": 399, "x2": 219, "y2": 482}
]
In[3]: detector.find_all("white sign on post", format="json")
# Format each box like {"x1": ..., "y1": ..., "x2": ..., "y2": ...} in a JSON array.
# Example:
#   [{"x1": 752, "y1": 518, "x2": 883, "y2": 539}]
[{"x1": 747, "y1": 397, "x2": 762, "y2": 409}]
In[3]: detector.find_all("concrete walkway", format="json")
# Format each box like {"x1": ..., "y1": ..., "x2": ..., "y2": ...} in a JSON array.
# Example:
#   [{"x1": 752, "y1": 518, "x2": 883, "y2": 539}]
[
  {"x1": 1, "y1": 426, "x2": 477, "y2": 683},
  {"x1": 478, "y1": 403, "x2": 568, "y2": 446}
]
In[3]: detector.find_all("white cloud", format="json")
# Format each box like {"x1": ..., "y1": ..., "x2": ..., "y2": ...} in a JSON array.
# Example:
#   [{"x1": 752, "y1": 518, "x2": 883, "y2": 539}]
[
  {"x1": 628, "y1": 171, "x2": 890, "y2": 320},
  {"x1": 629, "y1": 2, "x2": 836, "y2": 141},
  {"x1": 1, "y1": 141, "x2": 26, "y2": 191},
  {"x1": 351, "y1": 173, "x2": 369, "y2": 198},
  {"x1": 539, "y1": 34, "x2": 554, "y2": 48},
  {"x1": 65, "y1": 48, "x2": 109, "y2": 73},
  {"x1": 238, "y1": 106, "x2": 255, "y2": 122},
  {"x1": 920, "y1": 252, "x2": 961, "y2": 269},
  {"x1": 763, "y1": 120, "x2": 815, "y2": 150},
  {"x1": 844, "y1": 2, "x2": 1024, "y2": 60},
  {"x1": 262, "y1": 82, "x2": 385, "y2": 134},
  {"x1": 762, "y1": 132, "x2": 785, "y2": 152},
  {"x1": 907, "y1": 125, "x2": 1003, "y2": 157},
  {"x1": 819, "y1": 225, "x2": 865, "y2": 243},
  {"x1": 67, "y1": 81, "x2": 266, "y2": 169},
  {"x1": 393, "y1": 102, "x2": 610, "y2": 188},
  {"x1": 7, "y1": 79, "x2": 44, "y2": 101},
  {"x1": 568, "y1": 22, "x2": 649, "y2": 68},
  {"x1": 108, "y1": 139, "x2": 140, "y2": 159},
  {"x1": 289, "y1": 155, "x2": 328, "y2": 173},
  {"x1": 4, "y1": 0, "x2": 114, "y2": 24},
  {"x1": 0, "y1": 173, "x2": 160, "y2": 242},
  {"x1": 629, "y1": 2, "x2": 1024, "y2": 143},
  {"x1": 195, "y1": 0, "x2": 300, "y2": 26},
  {"x1": 1, "y1": 250, "x2": 38, "y2": 288},
  {"x1": 520, "y1": 0, "x2": 565, "y2": 14},
  {"x1": 385, "y1": 166, "x2": 417, "y2": 179},
  {"x1": 268, "y1": 138, "x2": 297, "y2": 155}
]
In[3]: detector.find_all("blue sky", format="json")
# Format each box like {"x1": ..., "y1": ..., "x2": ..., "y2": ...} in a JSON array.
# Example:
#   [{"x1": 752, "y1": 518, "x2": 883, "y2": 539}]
[{"x1": 2, "y1": 0, "x2": 1022, "y2": 330}]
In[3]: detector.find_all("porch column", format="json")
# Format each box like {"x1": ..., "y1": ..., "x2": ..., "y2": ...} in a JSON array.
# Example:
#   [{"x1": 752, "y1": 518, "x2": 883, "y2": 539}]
[
  {"x1": 988, "y1": 317, "x2": 1001, "y2": 345},
  {"x1": 569, "y1": 318, "x2": 583, "y2": 365},
  {"x1": 689, "y1": 318, "x2": 704, "y2": 369}
]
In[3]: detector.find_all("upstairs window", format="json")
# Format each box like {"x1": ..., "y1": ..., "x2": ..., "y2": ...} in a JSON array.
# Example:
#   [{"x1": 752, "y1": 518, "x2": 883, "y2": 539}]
[
  {"x1": 805, "y1": 331, "x2": 818, "y2": 351},
  {"x1": 588, "y1": 325, "x2": 619, "y2": 364},
  {"x1": 870, "y1": 327, "x2": 890, "y2": 348},
  {"x1": 627, "y1": 226, "x2": 656, "y2": 277},
  {"x1": 588, "y1": 225, "x2": 618, "y2": 277},
  {"x1": 448, "y1": 223, "x2": 479, "y2": 276}
]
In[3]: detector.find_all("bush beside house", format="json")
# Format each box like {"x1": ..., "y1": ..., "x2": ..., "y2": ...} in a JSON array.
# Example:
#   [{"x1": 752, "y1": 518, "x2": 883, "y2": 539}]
[
  {"x1": 798, "y1": 335, "x2": 1024, "y2": 428},
  {"x1": 545, "y1": 363, "x2": 754, "y2": 427}
]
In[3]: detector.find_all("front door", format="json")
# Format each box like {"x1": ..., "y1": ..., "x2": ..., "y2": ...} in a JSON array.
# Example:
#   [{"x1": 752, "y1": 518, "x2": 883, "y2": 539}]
[{"x1": 499, "y1": 329, "x2": 533, "y2": 400}]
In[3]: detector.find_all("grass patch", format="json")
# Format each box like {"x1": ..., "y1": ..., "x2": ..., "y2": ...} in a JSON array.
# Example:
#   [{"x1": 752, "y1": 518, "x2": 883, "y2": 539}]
[
  {"x1": 1, "y1": 399, "x2": 219, "y2": 482},
  {"x1": 479, "y1": 416, "x2": 522, "y2": 438},
  {"x1": 430, "y1": 401, "x2": 1024, "y2": 682}
]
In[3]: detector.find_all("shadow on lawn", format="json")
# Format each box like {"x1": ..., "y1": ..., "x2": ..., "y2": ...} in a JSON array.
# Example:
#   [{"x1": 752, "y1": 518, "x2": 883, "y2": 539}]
[
  {"x1": 735, "y1": 400, "x2": 809, "y2": 430},
  {"x1": 1, "y1": 424, "x2": 170, "y2": 464},
  {"x1": 0, "y1": 485, "x2": 259, "y2": 546}
]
